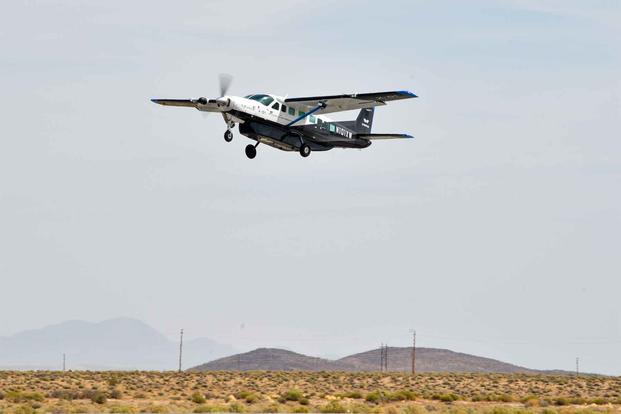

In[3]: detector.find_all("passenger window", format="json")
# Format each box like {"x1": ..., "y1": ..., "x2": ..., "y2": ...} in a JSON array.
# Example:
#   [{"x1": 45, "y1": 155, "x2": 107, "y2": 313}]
[
  {"x1": 329, "y1": 124, "x2": 336, "y2": 133},
  {"x1": 282, "y1": 105, "x2": 287, "y2": 113},
  {"x1": 272, "y1": 102, "x2": 280, "y2": 111},
  {"x1": 309, "y1": 115, "x2": 316, "y2": 123},
  {"x1": 317, "y1": 118, "x2": 323, "y2": 124},
  {"x1": 288, "y1": 107, "x2": 295, "y2": 116},
  {"x1": 299, "y1": 111, "x2": 306, "y2": 117}
]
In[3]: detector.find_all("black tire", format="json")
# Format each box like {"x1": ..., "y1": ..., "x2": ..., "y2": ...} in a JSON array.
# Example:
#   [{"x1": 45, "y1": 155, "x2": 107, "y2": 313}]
[
  {"x1": 245, "y1": 144, "x2": 257, "y2": 159},
  {"x1": 224, "y1": 130, "x2": 233, "y2": 142},
  {"x1": 300, "y1": 144, "x2": 311, "y2": 157}
]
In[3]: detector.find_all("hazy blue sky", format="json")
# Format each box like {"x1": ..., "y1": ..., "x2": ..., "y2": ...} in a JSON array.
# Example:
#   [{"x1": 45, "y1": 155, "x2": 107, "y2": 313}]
[{"x1": 1, "y1": 0, "x2": 620, "y2": 374}]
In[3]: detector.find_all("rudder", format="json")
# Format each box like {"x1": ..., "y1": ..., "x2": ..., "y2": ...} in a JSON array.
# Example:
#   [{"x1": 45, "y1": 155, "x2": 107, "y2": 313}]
[{"x1": 355, "y1": 108, "x2": 374, "y2": 133}]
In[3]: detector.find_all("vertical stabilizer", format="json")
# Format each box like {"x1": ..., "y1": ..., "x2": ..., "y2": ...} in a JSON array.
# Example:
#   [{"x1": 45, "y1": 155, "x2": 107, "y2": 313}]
[{"x1": 355, "y1": 108, "x2": 374, "y2": 133}]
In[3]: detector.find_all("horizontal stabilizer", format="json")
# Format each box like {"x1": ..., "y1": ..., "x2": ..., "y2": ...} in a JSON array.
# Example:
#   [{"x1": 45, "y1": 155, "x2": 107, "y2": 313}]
[{"x1": 357, "y1": 133, "x2": 414, "y2": 140}]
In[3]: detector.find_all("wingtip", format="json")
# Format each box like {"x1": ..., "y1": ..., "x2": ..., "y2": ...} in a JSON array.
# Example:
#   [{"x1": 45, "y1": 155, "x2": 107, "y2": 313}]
[{"x1": 398, "y1": 90, "x2": 418, "y2": 98}]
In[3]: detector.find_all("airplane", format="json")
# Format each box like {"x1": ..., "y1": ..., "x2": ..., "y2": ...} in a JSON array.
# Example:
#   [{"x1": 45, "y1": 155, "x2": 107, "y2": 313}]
[{"x1": 151, "y1": 75, "x2": 417, "y2": 159}]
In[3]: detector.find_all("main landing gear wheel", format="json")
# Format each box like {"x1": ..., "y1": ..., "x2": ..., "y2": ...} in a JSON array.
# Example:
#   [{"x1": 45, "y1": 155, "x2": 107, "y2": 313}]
[
  {"x1": 245, "y1": 144, "x2": 257, "y2": 159},
  {"x1": 224, "y1": 130, "x2": 233, "y2": 142},
  {"x1": 300, "y1": 144, "x2": 311, "y2": 158}
]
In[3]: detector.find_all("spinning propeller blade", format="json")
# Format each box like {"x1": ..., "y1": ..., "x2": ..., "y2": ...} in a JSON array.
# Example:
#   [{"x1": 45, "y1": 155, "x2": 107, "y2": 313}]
[{"x1": 219, "y1": 73, "x2": 233, "y2": 97}]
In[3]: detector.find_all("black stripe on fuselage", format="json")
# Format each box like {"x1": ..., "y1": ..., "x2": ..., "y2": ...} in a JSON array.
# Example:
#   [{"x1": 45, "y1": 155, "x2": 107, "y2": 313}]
[{"x1": 228, "y1": 109, "x2": 371, "y2": 151}]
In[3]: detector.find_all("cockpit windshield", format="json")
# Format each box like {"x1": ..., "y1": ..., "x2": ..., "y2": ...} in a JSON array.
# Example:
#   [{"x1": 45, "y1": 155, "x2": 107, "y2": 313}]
[{"x1": 245, "y1": 94, "x2": 274, "y2": 106}]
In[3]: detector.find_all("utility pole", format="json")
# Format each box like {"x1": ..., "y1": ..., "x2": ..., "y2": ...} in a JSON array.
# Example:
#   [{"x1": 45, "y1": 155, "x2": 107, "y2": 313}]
[
  {"x1": 178, "y1": 329, "x2": 184, "y2": 373},
  {"x1": 410, "y1": 329, "x2": 416, "y2": 375},
  {"x1": 379, "y1": 343, "x2": 384, "y2": 372},
  {"x1": 385, "y1": 345, "x2": 389, "y2": 372},
  {"x1": 62, "y1": 353, "x2": 66, "y2": 372},
  {"x1": 576, "y1": 357, "x2": 579, "y2": 376}
]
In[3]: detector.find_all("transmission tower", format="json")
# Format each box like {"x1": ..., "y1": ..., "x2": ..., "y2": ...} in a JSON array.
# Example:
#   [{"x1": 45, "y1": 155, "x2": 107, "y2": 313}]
[
  {"x1": 576, "y1": 357, "x2": 580, "y2": 376},
  {"x1": 410, "y1": 329, "x2": 416, "y2": 375},
  {"x1": 178, "y1": 329, "x2": 184, "y2": 373}
]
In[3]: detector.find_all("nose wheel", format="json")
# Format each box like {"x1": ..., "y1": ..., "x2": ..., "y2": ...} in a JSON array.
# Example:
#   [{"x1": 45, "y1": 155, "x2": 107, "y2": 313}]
[
  {"x1": 300, "y1": 144, "x2": 311, "y2": 158},
  {"x1": 245, "y1": 144, "x2": 257, "y2": 159},
  {"x1": 224, "y1": 130, "x2": 233, "y2": 142}
]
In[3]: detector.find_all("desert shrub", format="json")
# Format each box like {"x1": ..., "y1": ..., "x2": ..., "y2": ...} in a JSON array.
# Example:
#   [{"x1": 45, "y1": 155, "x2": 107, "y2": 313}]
[
  {"x1": 50, "y1": 389, "x2": 82, "y2": 400},
  {"x1": 432, "y1": 393, "x2": 459, "y2": 403},
  {"x1": 140, "y1": 404, "x2": 169, "y2": 413},
  {"x1": 387, "y1": 390, "x2": 416, "y2": 401},
  {"x1": 11, "y1": 405, "x2": 37, "y2": 414},
  {"x1": 366, "y1": 391, "x2": 382, "y2": 404},
  {"x1": 0, "y1": 391, "x2": 5, "y2": 400},
  {"x1": 259, "y1": 403, "x2": 281, "y2": 413},
  {"x1": 283, "y1": 389, "x2": 304, "y2": 402},
  {"x1": 229, "y1": 402, "x2": 245, "y2": 413},
  {"x1": 5, "y1": 391, "x2": 45, "y2": 403},
  {"x1": 90, "y1": 391, "x2": 107, "y2": 404},
  {"x1": 321, "y1": 401, "x2": 347, "y2": 413},
  {"x1": 109, "y1": 405, "x2": 136, "y2": 413},
  {"x1": 134, "y1": 392, "x2": 147, "y2": 399},
  {"x1": 340, "y1": 391, "x2": 363, "y2": 399},
  {"x1": 402, "y1": 405, "x2": 425, "y2": 414},
  {"x1": 293, "y1": 407, "x2": 309, "y2": 413},
  {"x1": 107, "y1": 377, "x2": 121, "y2": 387},
  {"x1": 191, "y1": 392, "x2": 207, "y2": 404},
  {"x1": 109, "y1": 389, "x2": 123, "y2": 399},
  {"x1": 194, "y1": 405, "x2": 221, "y2": 413}
]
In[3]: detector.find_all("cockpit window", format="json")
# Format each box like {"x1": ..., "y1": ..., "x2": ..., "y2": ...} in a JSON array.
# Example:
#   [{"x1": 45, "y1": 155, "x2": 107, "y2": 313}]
[{"x1": 247, "y1": 94, "x2": 274, "y2": 106}]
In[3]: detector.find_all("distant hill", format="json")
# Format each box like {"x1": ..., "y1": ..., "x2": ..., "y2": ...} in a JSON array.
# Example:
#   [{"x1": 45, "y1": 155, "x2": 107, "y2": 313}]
[
  {"x1": 339, "y1": 347, "x2": 535, "y2": 373},
  {"x1": 190, "y1": 348, "x2": 355, "y2": 372},
  {"x1": 0, "y1": 318, "x2": 236, "y2": 370},
  {"x1": 191, "y1": 347, "x2": 536, "y2": 373}
]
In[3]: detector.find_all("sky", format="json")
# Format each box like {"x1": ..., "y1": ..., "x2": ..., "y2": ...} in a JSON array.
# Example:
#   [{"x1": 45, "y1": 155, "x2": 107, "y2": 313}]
[{"x1": 0, "y1": 0, "x2": 620, "y2": 374}]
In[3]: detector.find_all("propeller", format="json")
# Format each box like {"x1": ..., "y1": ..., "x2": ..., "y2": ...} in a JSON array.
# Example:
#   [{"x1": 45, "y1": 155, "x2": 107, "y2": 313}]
[
  {"x1": 197, "y1": 73, "x2": 234, "y2": 117},
  {"x1": 219, "y1": 73, "x2": 233, "y2": 97}
]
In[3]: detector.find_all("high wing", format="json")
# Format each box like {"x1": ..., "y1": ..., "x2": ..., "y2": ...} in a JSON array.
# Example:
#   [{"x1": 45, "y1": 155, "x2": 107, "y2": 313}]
[
  {"x1": 150, "y1": 98, "x2": 222, "y2": 111},
  {"x1": 285, "y1": 90, "x2": 417, "y2": 114},
  {"x1": 357, "y1": 133, "x2": 414, "y2": 140}
]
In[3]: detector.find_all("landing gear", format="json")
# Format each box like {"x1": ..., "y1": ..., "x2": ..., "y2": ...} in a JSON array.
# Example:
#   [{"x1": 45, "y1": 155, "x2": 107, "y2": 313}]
[
  {"x1": 224, "y1": 130, "x2": 233, "y2": 142},
  {"x1": 300, "y1": 144, "x2": 311, "y2": 158},
  {"x1": 245, "y1": 144, "x2": 257, "y2": 159}
]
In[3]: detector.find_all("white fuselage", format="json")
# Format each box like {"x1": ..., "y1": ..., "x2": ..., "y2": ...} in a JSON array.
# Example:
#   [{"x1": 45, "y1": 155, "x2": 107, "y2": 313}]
[{"x1": 207, "y1": 94, "x2": 334, "y2": 127}]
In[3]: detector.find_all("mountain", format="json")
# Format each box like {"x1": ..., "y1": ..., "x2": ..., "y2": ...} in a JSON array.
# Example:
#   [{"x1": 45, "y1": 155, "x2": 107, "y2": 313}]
[
  {"x1": 189, "y1": 348, "x2": 355, "y2": 372},
  {"x1": 191, "y1": 346, "x2": 536, "y2": 373},
  {"x1": 0, "y1": 318, "x2": 236, "y2": 370},
  {"x1": 338, "y1": 347, "x2": 535, "y2": 373}
]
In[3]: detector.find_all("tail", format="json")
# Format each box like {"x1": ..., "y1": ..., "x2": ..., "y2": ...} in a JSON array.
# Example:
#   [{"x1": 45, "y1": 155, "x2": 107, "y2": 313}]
[{"x1": 355, "y1": 108, "x2": 374, "y2": 133}]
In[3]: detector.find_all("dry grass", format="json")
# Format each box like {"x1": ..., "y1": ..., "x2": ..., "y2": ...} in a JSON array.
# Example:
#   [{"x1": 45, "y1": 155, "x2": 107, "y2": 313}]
[{"x1": 0, "y1": 371, "x2": 620, "y2": 414}]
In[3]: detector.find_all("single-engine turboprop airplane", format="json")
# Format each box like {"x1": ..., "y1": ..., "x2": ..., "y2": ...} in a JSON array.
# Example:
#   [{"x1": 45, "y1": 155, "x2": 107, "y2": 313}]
[{"x1": 151, "y1": 75, "x2": 417, "y2": 159}]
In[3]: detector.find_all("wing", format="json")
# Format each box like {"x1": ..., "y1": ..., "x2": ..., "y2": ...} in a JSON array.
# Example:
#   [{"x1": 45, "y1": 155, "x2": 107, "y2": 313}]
[
  {"x1": 285, "y1": 90, "x2": 416, "y2": 114},
  {"x1": 150, "y1": 98, "x2": 221, "y2": 111},
  {"x1": 357, "y1": 133, "x2": 414, "y2": 140},
  {"x1": 151, "y1": 99, "x2": 198, "y2": 107}
]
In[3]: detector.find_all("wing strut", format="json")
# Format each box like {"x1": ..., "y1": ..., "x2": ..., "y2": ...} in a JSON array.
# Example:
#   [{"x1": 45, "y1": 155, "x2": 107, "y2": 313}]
[{"x1": 286, "y1": 102, "x2": 326, "y2": 126}]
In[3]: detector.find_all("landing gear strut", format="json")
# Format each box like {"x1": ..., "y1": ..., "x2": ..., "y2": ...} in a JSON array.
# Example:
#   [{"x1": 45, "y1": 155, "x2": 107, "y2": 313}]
[
  {"x1": 245, "y1": 144, "x2": 257, "y2": 159},
  {"x1": 224, "y1": 130, "x2": 233, "y2": 142},
  {"x1": 300, "y1": 144, "x2": 311, "y2": 158}
]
